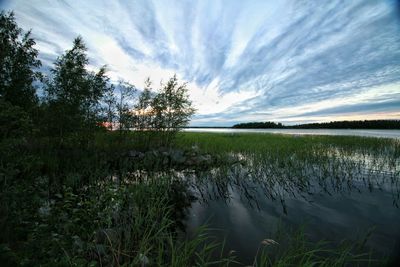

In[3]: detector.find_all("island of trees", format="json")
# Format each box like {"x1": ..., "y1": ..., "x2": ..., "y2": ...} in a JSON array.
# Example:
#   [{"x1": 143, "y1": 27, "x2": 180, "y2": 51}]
[{"x1": 233, "y1": 120, "x2": 400, "y2": 129}]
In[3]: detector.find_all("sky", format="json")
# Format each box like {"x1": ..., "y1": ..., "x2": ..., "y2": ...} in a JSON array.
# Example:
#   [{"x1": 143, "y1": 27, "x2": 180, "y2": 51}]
[{"x1": 1, "y1": 0, "x2": 400, "y2": 126}]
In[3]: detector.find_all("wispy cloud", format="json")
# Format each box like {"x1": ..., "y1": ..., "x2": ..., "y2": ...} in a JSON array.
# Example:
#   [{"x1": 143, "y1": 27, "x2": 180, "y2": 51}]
[{"x1": 1, "y1": 0, "x2": 399, "y2": 125}]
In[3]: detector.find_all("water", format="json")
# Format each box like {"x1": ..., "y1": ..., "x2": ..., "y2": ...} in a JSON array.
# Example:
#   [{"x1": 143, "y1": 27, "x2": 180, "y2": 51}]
[
  {"x1": 184, "y1": 128, "x2": 400, "y2": 139},
  {"x1": 182, "y1": 149, "x2": 400, "y2": 265},
  {"x1": 186, "y1": 185, "x2": 400, "y2": 264}
]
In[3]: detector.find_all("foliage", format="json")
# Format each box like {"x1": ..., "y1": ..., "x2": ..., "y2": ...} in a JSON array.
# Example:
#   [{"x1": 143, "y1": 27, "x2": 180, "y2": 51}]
[
  {"x1": 0, "y1": 11, "x2": 41, "y2": 112},
  {"x1": 233, "y1": 120, "x2": 400, "y2": 129},
  {"x1": 152, "y1": 75, "x2": 196, "y2": 131},
  {"x1": 43, "y1": 36, "x2": 110, "y2": 139},
  {"x1": 0, "y1": 100, "x2": 33, "y2": 139},
  {"x1": 102, "y1": 83, "x2": 116, "y2": 130},
  {"x1": 134, "y1": 77, "x2": 154, "y2": 131},
  {"x1": 151, "y1": 75, "x2": 196, "y2": 146},
  {"x1": 12, "y1": 180, "x2": 178, "y2": 266},
  {"x1": 0, "y1": 135, "x2": 232, "y2": 266},
  {"x1": 291, "y1": 119, "x2": 400, "y2": 129},
  {"x1": 253, "y1": 225, "x2": 384, "y2": 267},
  {"x1": 115, "y1": 80, "x2": 136, "y2": 132}
]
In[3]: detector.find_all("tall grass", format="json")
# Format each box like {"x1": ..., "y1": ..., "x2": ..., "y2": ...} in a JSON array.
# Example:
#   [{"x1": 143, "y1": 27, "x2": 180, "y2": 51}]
[
  {"x1": 175, "y1": 132, "x2": 398, "y2": 266},
  {"x1": 1, "y1": 132, "x2": 398, "y2": 266},
  {"x1": 176, "y1": 132, "x2": 400, "y2": 208}
]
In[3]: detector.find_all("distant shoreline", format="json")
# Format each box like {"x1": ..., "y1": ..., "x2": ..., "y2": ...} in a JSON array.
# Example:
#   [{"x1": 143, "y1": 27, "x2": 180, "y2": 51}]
[
  {"x1": 182, "y1": 128, "x2": 400, "y2": 139},
  {"x1": 186, "y1": 127, "x2": 400, "y2": 130},
  {"x1": 188, "y1": 119, "x2": 400, "y2": 130}
]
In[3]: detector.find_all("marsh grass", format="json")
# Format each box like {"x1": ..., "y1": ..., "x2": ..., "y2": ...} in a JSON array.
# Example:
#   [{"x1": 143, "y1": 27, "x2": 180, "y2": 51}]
[
  {"x1": 1, "y1": 132, "x2": 398, "y2": 266},
  {"x1": 175, "y1": 132, "x2": 398, "y2": 266},
  {"x1": 250, "y1": 224, "x2": 387, "y2": 267},
  {"x1": 176, "y1": 132, "x2": 400, "y2": 208}
]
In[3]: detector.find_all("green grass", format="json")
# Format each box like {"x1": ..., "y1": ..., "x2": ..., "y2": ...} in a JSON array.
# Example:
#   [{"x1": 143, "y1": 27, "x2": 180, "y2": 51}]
[
  {"x1": 174, "y1": 132, "x2": 398, "y2": 266},
  {"x1": 1, "y1": 132, "x2": 398, "y2": 266},
  {"x1": 176, "y1": 132, "x2": 399, "y2": 155},
  {"x1": 253, "y1": 225, "x2": 384, "y2": 267},
  {"x1": 176, "y1": 132, "x2": 399, "y2": 206}
]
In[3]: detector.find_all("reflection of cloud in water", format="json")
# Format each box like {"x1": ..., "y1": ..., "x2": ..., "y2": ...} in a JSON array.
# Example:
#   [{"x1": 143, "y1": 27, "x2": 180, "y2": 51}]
[
  {"x1": 183, "y1": 145, "x2": 400, "y2": 262},
  {"x1": 187, "y1": 143, "x2": 399, "y2": 213},
  {"x1": 227, "y1": 188, "x2": 253, "y2": 230}
]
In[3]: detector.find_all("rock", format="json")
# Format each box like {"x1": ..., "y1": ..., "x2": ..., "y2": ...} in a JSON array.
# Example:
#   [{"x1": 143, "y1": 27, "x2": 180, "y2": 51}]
[
  {"x1": 162, "y1": 156, "x2": 169, "y2": 166},
  {"x1": 127, "y1": 150, "x2": 144, "y2": 158},
  {"x1": 196, "y1": 155, "x2": 207, "y2": 165},
  {"x1": 125, "y1": 148, "x2": 216, "y2": 170},
  {"x1": 170, "y1": 150, "x2": 186, "y2": 164},
  {"x1": 158, "y1": 146, "x2": 169, "y2": 153},
  {"x1": 128, "y1": 150, "x2": 138, "y2": 157},
  {"x1": 203, "y1": 154, "x2": 212, "y2": 164}
]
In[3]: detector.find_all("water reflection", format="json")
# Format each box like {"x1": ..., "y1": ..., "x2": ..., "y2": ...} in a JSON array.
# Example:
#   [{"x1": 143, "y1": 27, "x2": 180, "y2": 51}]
[
  {"x1": 188, "y1": 145, "x2": 399, "y2": 211},
  {"x1": 180, "y1": 144, "x2": 400, "y2": 264},
  {"x1": 120, "y1": 142, "x2": 399, "y2": 264}
]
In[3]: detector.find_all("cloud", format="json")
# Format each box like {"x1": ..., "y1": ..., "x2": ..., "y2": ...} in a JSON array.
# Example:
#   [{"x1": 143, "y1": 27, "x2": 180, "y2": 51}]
[{"x1": 1, "y1": 0, "x2": 399, "y2": 125}]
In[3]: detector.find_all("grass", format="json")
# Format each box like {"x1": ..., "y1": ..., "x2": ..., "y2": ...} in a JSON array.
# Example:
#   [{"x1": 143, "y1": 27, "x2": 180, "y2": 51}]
[
  {"x1": 253, "y1": 225, "x2": 384, "y2": 267},
  {"x1": 1, "y1": 132, "x2": 398, "y2": 266},
  {"x1": 175, "y1": 132, "x2": 398, "y2": 266},
  {"x1": 176, "y1": 132, "x2": 400, "y2": 207},
  {"x1": 176, "y1": 132, "x2": 399, "y2": 155}
]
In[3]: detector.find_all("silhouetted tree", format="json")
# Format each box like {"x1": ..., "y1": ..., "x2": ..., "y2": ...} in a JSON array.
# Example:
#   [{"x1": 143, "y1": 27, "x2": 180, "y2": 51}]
[
  {"x1": 134, "y1": 77, "x2": 154, "y2": 131},
  {"x1": 115, "y1": 80, "x2": 136, "y2": 132},
  {"x1": 44, "y1": 37, "x2": 109, "y2": 139},
  {"x1": 233, "y1": 121, "x2": 284, "y2": 129},
  {"x1": 0, "y1": 11, "x2": 41, "y2": 113},
  {"x1": 291, "y1": 120, "x2": 400, "y2": 129},
  {"x1": 232, "y1": 120, "x2": 400, "y2": 129},
  {"x1": 102, "y1": 83, "x2": 116, "y2": 130},
  {"x1": 152, "y1": 75, "x2": 195, "y2": 146},
  {"x1": 0, "y1": 100, "x2": 33, "y2": 140}
]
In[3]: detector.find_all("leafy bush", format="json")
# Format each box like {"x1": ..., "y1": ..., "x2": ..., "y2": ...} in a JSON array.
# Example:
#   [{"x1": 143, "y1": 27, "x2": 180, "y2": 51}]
[{"x1": 0, "y1": 100, "x2": 33, "y2": 139}]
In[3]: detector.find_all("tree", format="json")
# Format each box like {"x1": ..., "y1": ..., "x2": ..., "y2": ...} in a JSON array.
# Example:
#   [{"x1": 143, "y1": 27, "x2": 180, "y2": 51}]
[
  {"x1": 0, "y1": 11, "x2": 41, "y2": 112},
  {"x1": 0, "y1": 100, "x2": 33, "y2": 140},
  {"x1": 134, "y1": 77, "x2": 154, "y2": 131},
  {"x1": 115, "y1": 80, "x2": 136, "y2": 132},
  {"x1": 102, "y1": 83, "x2": 116, "y2": 130},
  {"x1": 151, "y1": 75, "x2": 195, "y2": 146},
  {"x1": 44, "y1": 36, "x2": 109, "y2": 139}
]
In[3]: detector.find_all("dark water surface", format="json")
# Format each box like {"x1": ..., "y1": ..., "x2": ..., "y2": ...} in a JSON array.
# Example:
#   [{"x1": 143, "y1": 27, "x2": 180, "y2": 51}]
[
  {"x1": 186, "y1": 185, "x2": 400, "y2": 264},
  {"x1": 183, "y1": 150, "x2": 400, "y2": 265}
]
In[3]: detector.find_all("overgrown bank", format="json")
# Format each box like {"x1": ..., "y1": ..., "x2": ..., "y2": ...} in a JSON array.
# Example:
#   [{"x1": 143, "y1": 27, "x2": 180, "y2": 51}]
[{"x1": 2, "y1": 132, "x2": 399, "y2": 266}]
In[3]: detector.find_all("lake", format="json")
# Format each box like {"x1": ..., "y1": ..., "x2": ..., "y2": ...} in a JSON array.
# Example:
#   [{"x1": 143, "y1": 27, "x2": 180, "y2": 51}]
[
  {"x1": 178, "y1": 133, "x2": 400, "y2": 265},
  {"x1": 186, "y1": 179, "x2": 400, "y2": 265},
  {"x1": 184, "y1": 128, "x2": 400, "y2": 139}
]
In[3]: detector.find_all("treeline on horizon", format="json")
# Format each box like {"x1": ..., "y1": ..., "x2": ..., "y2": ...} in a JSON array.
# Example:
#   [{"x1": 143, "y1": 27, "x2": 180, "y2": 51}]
[{"x1": 232, "y1": 120, "x2": 400, "y2": 129}]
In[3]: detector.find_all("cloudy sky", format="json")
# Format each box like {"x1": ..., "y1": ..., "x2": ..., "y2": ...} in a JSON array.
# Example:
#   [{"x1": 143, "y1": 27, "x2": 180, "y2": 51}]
[{"x1": 1, "y1": 0, "x2": 400, "y2": 126}]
